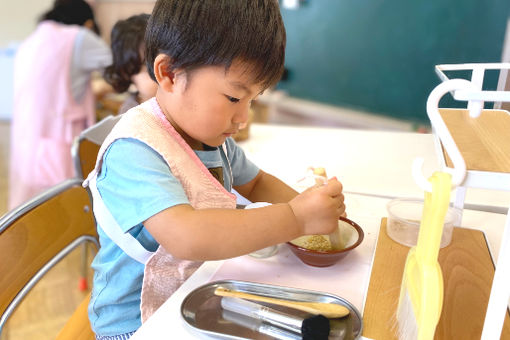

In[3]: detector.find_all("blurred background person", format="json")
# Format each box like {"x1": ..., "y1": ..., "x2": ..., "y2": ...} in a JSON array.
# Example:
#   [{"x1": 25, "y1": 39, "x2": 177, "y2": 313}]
[
  {"x1": 104, "y1": 13, "x2": 157, "y2": 115},
  {"x1": 8, "y1": 0, "x2": 112, "y2": 209}
]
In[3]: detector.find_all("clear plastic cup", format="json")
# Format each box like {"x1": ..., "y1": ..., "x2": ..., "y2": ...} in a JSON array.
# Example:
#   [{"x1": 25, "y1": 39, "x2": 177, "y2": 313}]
[{"x1": 386, "y1": 198, "x2": 460, "y2": 248}]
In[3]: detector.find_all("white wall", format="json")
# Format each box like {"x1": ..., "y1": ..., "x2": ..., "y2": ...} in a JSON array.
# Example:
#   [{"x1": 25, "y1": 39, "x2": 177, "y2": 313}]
[
  {"x1": 0, "y1": 1, "x2": 53, "y2": 120},
  {"x1": 0, "y1": 0, "x2": 155, "y2": 47},
  {"x1": 94, "y1": 1, "x2": 155, "y2": 43},
  {"x1": 0, "y1": 0, "x2": 53, "y2": 47},
  {"x1": 0, "y1": 1, "x2": 54, "y2": 120}
]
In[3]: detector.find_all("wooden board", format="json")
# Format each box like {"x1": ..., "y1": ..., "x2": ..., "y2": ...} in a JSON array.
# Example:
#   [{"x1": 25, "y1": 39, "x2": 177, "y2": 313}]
[
  {"x1": 439, "y1": 108, "x2": 510, "y2": 173},
  {"x1": 363, "y1": 218, "x2": 510, "y2": 339}
]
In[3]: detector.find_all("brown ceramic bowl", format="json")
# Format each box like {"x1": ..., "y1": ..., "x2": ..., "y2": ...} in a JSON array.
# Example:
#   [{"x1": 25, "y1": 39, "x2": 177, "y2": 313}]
[{"x1": 286, "y1": 216, "x2": 364, "y2": 267}]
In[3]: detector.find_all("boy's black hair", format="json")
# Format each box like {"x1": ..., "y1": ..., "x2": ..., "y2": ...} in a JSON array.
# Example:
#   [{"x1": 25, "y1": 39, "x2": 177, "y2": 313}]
[
  {"x1": 104, "y1": 14, "x2": 151, "y2": 93},
  {"x1": 40, "y1": 0, "x2": 99, "y2": 34},
  {"x1": 145, "y1": 0, "x2": 286, "y2": 89}
]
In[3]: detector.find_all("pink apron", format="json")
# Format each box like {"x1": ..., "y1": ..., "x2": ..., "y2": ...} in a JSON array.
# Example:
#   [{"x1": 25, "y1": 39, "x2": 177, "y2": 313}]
[
  {"x1": 9, "y1": 21, "x2": 95, "y2": 209},
  {"x1": 84, "y1": 98, "x2": 237, "y2": 322}
]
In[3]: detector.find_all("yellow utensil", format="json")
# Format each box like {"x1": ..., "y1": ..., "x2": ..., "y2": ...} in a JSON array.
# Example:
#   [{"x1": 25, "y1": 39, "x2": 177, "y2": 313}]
[
  {"x1": 396, "y1": 171, "x2": 451, "y2": 340},
  {"x1": 214, "y1": 287, "x2": 350, "y2": 318}
]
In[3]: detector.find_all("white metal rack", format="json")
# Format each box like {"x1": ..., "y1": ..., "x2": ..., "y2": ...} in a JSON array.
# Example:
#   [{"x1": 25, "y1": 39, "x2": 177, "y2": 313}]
[{"x1": 413, "y1": 63, "x2": 510, "y2": 339}]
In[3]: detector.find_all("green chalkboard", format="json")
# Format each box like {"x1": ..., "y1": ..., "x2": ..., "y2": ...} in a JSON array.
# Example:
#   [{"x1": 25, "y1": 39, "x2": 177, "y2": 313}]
[{"x1": 277, "y1": 0, "x2": 510, "y2": 124}]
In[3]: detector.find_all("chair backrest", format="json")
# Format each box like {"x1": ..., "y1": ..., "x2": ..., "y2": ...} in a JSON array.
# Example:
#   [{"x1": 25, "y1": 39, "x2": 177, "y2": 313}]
[
  {"x1": 72, "y1": 114, "x2": 122, "y2": 179},
  {"x1": 0, "y1": 178, "x2": 98, "y2": 333}
]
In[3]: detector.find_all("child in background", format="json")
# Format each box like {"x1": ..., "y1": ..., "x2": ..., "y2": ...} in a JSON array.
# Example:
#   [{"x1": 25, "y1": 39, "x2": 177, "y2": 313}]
[
  {"x1": 85, "y1": 0, "x2": 346, "y2": 338},
  {"x1": 104, "y1": 14, "x2": 157, "y2": 115}
]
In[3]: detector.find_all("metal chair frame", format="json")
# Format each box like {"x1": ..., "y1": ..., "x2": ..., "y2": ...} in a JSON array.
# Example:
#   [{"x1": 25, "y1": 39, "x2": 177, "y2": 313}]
[{"x1": 0, "y1": 178, "x2": 98, "y2": 335}]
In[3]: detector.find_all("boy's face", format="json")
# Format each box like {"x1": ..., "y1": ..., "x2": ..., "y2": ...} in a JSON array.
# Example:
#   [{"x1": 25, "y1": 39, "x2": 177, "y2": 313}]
[{"x1": 158, "y1": 60, "x2": 264, "y2": 150}]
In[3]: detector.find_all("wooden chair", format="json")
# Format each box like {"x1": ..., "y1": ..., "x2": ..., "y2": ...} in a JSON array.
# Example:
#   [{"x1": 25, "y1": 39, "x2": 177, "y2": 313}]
[
  {"x1": 72, "y1": 114, "x2": 122, "y2": 179},
  {"x1": 0, "y1": 178, "x2": 98, "y2": 339}
]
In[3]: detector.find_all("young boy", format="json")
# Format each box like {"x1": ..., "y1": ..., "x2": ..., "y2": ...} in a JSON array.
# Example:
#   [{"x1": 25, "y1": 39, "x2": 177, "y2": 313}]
[{"x1": 86, "y1": 0, "x2": 345, "y2": 338}]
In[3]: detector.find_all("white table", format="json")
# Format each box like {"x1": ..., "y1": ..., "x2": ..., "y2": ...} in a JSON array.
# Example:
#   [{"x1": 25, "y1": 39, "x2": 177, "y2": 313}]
[{"x1": 131, "y1": 124, "x2": 510, "y2": 339}]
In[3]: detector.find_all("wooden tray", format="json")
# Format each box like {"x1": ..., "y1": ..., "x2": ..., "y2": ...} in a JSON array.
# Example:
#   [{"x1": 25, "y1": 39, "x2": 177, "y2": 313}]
[{"x1": 363, "y1": 218, "x2": 510, "y2": 339}]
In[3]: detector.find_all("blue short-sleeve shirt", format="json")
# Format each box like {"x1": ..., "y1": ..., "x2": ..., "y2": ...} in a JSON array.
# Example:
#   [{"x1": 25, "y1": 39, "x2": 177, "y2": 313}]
[{"x1": 88, "y1": 137, "x2": 259, "y2": 336}]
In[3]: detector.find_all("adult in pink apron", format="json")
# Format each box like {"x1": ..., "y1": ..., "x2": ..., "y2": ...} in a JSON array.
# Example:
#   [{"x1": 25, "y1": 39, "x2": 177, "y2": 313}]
[{"x1": 8, "y1": 0, "x2": 111, "y2": 209}]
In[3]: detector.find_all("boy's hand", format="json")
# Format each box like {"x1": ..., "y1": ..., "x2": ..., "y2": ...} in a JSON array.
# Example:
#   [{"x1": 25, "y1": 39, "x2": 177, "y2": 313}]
[{"x1": 288, "y1": 177, "x2": 345, "y2": 235}]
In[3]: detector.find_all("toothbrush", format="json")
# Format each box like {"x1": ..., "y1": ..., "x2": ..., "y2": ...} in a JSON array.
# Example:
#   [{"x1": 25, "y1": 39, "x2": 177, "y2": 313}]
[
  {"x1": 221, "y1": 297, "x2": 330, "y2": 340},
  {"x1": 222, "y1": 309, "x2": 302, "y2": 340}
]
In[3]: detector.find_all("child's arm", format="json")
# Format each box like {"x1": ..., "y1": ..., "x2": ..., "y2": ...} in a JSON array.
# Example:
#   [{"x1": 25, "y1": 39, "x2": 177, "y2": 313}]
[
  {"x1": 234, "y1": 170, "x2": 299, "y2": 203},
  {"x1": 144, "y1": 178, "x2": 344, "y2": 261}
]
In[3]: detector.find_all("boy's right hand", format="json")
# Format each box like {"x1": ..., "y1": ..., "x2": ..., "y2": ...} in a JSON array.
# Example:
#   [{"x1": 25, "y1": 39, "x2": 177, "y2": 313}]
[{"x1": 288, "y1": 177, "x2": 345, "y2": 236}]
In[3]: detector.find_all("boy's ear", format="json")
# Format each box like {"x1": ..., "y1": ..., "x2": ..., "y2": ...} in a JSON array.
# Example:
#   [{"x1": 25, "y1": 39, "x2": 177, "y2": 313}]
[{"x1": 153, "y1": 54, "x2": 176, "y2": 92}]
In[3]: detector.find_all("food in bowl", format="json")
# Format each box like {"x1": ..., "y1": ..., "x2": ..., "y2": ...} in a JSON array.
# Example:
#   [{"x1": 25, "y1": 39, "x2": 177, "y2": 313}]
[
  {"x1": 293, "y1": 234, "x2": 332, "y2": 252},
  {"x1": 287, "y1": 217, "x2": 364, "y2": 267}
]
